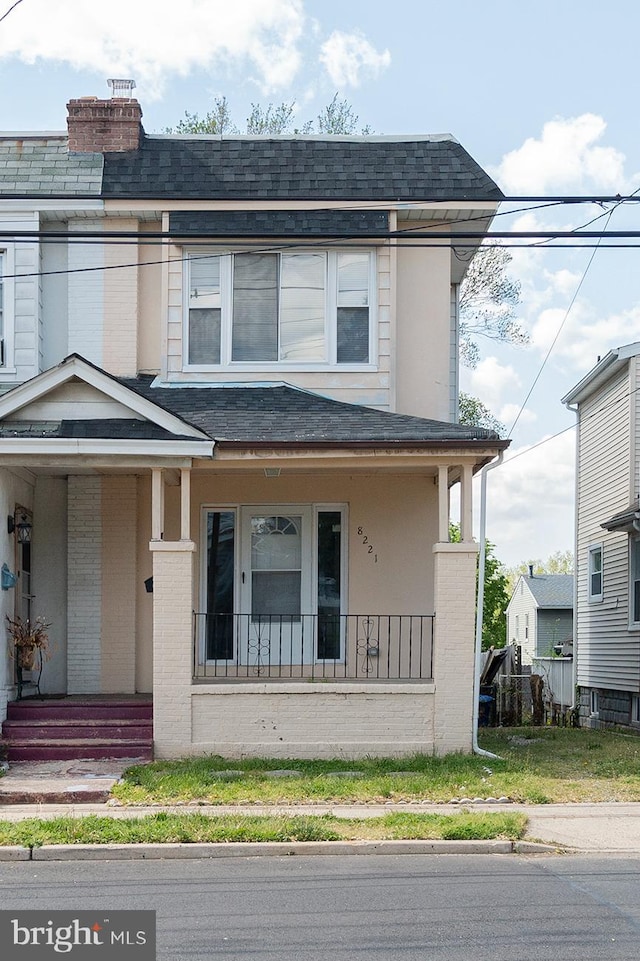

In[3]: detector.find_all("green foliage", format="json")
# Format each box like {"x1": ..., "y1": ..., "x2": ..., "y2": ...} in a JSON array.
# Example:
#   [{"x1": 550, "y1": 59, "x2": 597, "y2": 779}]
[
  {"x1": 166, "y1": 93, "x2": 372, "y2": 136},
  {"x1": 458, "y1": 391, "x2": 505, "y2": 435},
  {"x1": 506, "y1": 550, "x2": 574, "y2": 592},
  {"x1": 449, "y1": 523, "x2": 509, "y2": 649}
]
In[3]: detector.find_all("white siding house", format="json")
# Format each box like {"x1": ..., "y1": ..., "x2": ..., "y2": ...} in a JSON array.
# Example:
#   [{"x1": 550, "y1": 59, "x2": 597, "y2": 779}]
[
  {"x1": 506, "y1": 572, "x2": 573, "y2": 665},
  {"x1": 563, "y1": 344, "x2": 640, "y2": 729}
]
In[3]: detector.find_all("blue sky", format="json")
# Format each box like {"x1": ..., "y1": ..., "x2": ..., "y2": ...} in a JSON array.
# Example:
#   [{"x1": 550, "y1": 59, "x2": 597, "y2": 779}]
[{"x1": 1, "y1": 0, "x2": 639, "y2": 566}]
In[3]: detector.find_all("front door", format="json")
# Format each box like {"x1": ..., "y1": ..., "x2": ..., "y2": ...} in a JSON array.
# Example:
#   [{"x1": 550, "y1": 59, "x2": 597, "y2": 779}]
[{"x1": 239, "y1": 507, "x2": 312, "y2": 667}]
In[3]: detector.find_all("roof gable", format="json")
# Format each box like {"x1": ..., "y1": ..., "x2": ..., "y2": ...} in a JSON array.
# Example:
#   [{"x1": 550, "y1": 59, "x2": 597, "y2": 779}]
[{"x1": 0, "y1": 355, "x2": 208, "y2": 440}]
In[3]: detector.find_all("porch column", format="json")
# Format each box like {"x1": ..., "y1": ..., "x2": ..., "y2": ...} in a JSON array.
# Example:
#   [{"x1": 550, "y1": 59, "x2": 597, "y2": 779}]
[
  {"x1": 460, "y1": 463, "x2": 474, "y2": 542},
  {"x1": 432, "y1": 541, "x2": 479, "y2": 754},
  {"x1": 437, "y1": 465, "x2": 450, "y2": 542},
  {"x1": 151, "y1": 540, "x2": 196, "y2": 757}
]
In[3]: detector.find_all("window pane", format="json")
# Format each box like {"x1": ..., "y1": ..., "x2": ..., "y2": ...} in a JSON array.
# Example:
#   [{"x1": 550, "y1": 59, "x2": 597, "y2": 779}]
[
  {"x1": 337, "y1": 307, "x2": 369, "y2": 363},
  {"x1": 251, "y1": 516, "x2": 302, "y2": 570},
  {"x1": 337, "y1": 253, "x2": 369, "y2": 307},
  {"x1": 232, "y1": 253, "x2": 278, "y2": 361},
  {"x1": 318, "y1": 511, "x2": 341, "y2": 659},
  {"x1": 189, "y1": 308, "x2": 221, "y2": 364},
  {"x1": 206, "y1": 511, "x2": 235, "y2": 659},
  {"x1": 189, "y1": 255, "x2": 220, "y2": 308},
  {"x1": 280, "y1": 254, "x2": 325, "y2": 360},
  {"x1": 252, "y1": 571, "x2": 301, "y2": 618}
]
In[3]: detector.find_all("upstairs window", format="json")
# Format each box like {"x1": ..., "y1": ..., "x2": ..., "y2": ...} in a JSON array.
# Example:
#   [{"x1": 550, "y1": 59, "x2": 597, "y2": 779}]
[
  {"x1": 588, "y1": 544, "x2": 603, "y2": 603},
  {"x1": 0, "y1": 247, "x2": 14, "y2": 370},
  {"x1": 630, "y1": 537, "x2": 640, "y2": 625},
  {"x1": 185, "y1": 250, "x2": 374, "y2": 368}
]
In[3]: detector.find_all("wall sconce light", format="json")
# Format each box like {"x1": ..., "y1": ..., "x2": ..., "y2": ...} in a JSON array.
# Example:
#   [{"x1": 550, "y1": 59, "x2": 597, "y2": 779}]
[{"x1": 8, "y1": 511, "x2": 32, "y2": 544}]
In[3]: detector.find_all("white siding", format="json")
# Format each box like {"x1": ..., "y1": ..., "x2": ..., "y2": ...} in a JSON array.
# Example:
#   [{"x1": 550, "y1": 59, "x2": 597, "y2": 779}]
[
  {"x1": 0, "y1": 214, "x2": 40, "y2": 384},
  {"x1": 576, "y1": 365, "x2": 640, "y2": 690},
  {"x1": 68, "y1": 221, "x2": 104, "y2": 365},
  {"x1": 505, "y1": 577, "x2": 537, "y2": 664}
]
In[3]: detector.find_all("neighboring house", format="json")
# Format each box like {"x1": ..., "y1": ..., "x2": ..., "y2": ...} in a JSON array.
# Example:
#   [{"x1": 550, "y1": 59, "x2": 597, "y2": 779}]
[
  {"x1": 562, "y1": 343, "x2": 640, "y2": 730},
  {"x1": 506, "y1": 572, "x2": 574, "y2": 664},
  {"x1": 0, "y1": 89, "x2": 507, "y2": 758}
]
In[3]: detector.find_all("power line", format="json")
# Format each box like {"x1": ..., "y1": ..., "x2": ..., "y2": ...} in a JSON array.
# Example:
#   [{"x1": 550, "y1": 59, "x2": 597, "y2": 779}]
[{"x1": 0, "y1": 0, "x2": 24, "y2": 26}]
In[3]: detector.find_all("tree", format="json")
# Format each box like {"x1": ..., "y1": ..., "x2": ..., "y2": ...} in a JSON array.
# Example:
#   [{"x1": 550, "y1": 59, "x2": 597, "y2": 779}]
[
  {"x1": 458, "y1": 391, "x2": 505, "y2": 435},
  {"x1": 450, "y1": 523, "x2": 510, "y2": 649},
  {"x1": 166, "y1": 93, "x2": 372, "y2": 136},
  {"x1": 506, "y1": 550, "x2": 574, "y2": 592},
  {"x1": 459, "y1": 242, "x2": 526, "y2": 369}
]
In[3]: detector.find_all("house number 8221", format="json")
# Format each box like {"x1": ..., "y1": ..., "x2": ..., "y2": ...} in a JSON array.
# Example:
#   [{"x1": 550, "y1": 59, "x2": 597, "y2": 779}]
[{"x1": 357, "y1": 527, "x2": 378, "y2": 563}]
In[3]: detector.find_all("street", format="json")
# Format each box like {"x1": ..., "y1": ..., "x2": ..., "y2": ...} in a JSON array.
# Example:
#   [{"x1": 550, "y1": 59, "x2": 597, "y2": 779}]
[{"x1": 1, "y1": 854, "x2": 640, "y2": 959}]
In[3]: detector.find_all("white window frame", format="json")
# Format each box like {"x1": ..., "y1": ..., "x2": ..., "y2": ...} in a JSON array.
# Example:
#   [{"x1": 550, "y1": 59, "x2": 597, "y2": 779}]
[
  {"x1": 631, "y1": 693, "x2": 640, "y2": 725},
  {"x1": 590, "y1": 689, "x2": 600, "y2": 717},
  {"x1": 588, "y1": 543, "x2": 604, "y2": 603},
  {"x1": 199, "y1": 502, "x2": 348, "y2": 665},
  {"x1": 183, "y1": 249, "x2": 377, "y2": 372},
  {"x1": 629, "y1": 536, "x2": 640, "y2": 628},
  {"x1": 0, "y1": 246, "x2": 16, "y2": 373}
]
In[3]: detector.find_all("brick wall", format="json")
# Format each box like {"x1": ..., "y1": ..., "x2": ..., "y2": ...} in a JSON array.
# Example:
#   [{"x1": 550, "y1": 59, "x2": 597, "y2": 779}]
[
  {"x1": 67, "y1": 476, "x2": 102, "y2": 693},
  {"x1": 101, "y1": 477, "x2": 137, "y2": 693},
  {"x1": 67, "y1": 98, "x2": 142, "y2": 153},
  {"x1": 152, "y1": 542, "x2": 196, "y2": 755},
  {"x1": 432, "y1": 542, "x2": 478, "y2": 754}
]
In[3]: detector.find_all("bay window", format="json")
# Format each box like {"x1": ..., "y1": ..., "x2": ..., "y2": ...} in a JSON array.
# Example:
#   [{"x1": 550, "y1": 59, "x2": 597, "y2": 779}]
[{"x1": 185, "y1": 249, "x2": 374, "y2": 368}]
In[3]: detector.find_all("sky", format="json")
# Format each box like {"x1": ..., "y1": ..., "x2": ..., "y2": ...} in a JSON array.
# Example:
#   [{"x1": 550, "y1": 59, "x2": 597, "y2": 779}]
[{"x1": 1, "y1": 0, "x2": 639, "y2": 568}]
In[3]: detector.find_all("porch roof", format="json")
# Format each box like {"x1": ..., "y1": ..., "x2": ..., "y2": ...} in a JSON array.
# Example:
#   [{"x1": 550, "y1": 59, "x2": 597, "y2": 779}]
[{"x1": 117, "y1": 378, "x2": 509, "y2": 451}]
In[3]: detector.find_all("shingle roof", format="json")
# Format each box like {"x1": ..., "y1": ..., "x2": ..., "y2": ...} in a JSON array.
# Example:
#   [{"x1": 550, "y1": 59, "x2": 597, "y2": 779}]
[
  {"x1": 116, "y1": 378, "x2": 505, "y2": 447},
  {"x1": 0, "y1": 138, "x2": 103, "y2": 196},
  {"x1": 168, "y1": 209, "x2": 389, "y2": 237},
  {"x1": 525, "y1": 574, "x2": 574, "y2": 608},
  {"x1": 102, "y1": 136, "x2": 503, "y2": 201},
  {"x1": 0, "y1": 419, "x2": 193, "y2": 441}
]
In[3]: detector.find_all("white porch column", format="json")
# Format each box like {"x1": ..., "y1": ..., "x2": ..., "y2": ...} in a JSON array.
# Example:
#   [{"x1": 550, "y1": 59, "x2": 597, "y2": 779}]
[
  {"x1": 460, "y1": 463, "x2": 474, "y2": 542},
  {"x1": 432, "y1": 541, "x2": 479, "y2": 754},
  {"x1": 180, "y1": 468, "x2": 191, "y2": 540},
  {"x1": 437, "y1": 465, "x2": 450, "y2": 542},
  {"x1": 151, "y1": 468, "x2": 164, "y2": 541}
]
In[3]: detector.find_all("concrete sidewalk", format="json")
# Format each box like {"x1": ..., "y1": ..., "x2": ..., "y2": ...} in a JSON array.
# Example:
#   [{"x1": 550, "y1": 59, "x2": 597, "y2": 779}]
[{"x1": 2, "y1": 759, "x2": 640, "y2": 854}]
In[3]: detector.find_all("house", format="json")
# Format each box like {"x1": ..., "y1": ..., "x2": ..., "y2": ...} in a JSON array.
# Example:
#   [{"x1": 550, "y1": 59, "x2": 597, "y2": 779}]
[
  {"x1": 506, "y1": 571, "x2": 574, "y2": 664},
  {"x1": 562, "y1": 343, "x2": 640, "y2": 729},
  {"x1": 0, "y1": 88, "x2": 507, "y2": 759}
]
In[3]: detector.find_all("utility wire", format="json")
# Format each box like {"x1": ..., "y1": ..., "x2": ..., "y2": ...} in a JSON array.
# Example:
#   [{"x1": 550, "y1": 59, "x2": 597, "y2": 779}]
[{"x1": 0, "y1": 0, "x2": 24, "y2": 26}]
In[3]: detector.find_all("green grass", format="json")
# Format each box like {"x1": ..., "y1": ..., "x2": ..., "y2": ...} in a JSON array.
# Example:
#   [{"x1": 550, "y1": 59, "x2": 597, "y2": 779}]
[
  {"x1": 111, "y1": 727, "x2": 640, "y2": 806},
  {"x1": 0, "y1": 811, "x2": 526, "y2": 847}
]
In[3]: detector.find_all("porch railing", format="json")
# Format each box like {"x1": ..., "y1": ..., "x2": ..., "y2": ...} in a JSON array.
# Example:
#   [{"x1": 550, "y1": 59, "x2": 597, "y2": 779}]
[{"x1": 192, "y1": 613, "x2": 434, "y2": 681}]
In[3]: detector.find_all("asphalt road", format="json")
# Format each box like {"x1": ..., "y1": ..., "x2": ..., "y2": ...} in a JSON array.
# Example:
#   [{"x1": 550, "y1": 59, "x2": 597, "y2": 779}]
[{"x1": 1, "y1": 854, "x2": 640, "y2": 960}]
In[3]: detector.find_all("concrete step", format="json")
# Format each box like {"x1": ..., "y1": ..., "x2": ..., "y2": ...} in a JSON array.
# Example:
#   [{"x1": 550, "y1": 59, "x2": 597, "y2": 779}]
[
  {"x1": 2, "y1": 720, "x2": 153, "y2": 741},
  {"x1": 6, "y1": 701, "x2": 152, "y2": 722},
  {"x1": 5, "y1": 739, "x2": 154, "y2": 762}
]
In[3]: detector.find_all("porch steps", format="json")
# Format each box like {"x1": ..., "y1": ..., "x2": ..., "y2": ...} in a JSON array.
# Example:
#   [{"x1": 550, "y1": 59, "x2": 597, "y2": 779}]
[{"x1": 1, "y1": 697, "x2": 153, "y2": 762}]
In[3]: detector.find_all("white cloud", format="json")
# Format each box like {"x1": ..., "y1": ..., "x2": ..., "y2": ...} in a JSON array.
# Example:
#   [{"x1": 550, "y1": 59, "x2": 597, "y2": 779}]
[
  {"x1": 495, "y1": 114, "x2": 629, "y2": 193},
  {"x1": 319, "y1": 30, "x2": 390, "y2": 88},
  {"x1": 467, "y1": 356, "x2": 521, "y2": 411},
  {"x1": 498, "y1": 403, "x2": 536, "y2": 427},
  {"x1": 484, "y1": 431, "x2": 576, "y2": 566},
  {"x1": 530, "y1": 301, "x2": 640, "y2": 371},
  {"x1": 0, "y1": 0, "x2": 306, "y2": 97}
]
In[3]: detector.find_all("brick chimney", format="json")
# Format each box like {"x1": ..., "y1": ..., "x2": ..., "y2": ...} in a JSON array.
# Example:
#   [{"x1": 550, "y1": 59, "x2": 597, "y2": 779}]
[{"x1": 67, "y1": 94, "x2": 143, "y2": 153}]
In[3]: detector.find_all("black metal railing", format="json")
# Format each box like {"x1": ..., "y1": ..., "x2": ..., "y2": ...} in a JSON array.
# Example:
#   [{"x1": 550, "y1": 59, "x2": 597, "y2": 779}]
[{"x1": 192, "y1": 613, "x2": 434, "y2": 680}]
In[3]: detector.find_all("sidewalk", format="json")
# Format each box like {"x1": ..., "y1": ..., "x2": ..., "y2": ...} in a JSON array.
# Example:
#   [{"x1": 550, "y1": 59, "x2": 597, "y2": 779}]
[{"x1": 2, "y1": 759, "x2": 640, "y2": 854}]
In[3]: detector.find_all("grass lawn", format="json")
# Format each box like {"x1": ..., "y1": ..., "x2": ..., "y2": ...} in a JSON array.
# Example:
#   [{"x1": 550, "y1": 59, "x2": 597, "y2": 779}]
[
  {"x1": 0, "y1": 811, "x2": 527, "y2": 847},
  {"x1": 111, "y1": 726, "x2": 640, "y2": 806}
]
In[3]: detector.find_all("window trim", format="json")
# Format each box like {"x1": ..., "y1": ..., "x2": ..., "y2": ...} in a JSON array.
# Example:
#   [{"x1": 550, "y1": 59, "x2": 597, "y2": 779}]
[
  {"x1": 588, "y1": 543, "x2": 604, "y2": 604},
  {"x1": 629, "y1": 535, "x2": 640, "y2": 628},
  {"x1": 590, "y1": 689, "x2": 600, "y2": 717},
  {"x1": 199, "y1": 502, "x2": 348, "y2": 665},
  {"x1": 0, "y1": 246, "x2": 16, "y2": 374},
  {"x1": 183, "y1": 249, "x2": 378, "y2": 372},
  {"x1": 631, "y1": 693, "x2": 640, "y2": 725}
]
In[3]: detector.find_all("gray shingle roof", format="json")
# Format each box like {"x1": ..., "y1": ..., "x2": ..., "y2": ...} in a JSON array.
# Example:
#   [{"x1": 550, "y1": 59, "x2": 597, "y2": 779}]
[
  {"x1": 116, "y1": 378, "x2": 505, "y2": 447},
  {"x1": 525, "y1": 574, "x2": 574, "y2": 608},
  {"x1": 168, "y1": 209, "x2": 389, "y2": 237},
  {"x1": 0, "y1": 419, "x2": 193, "y2": 441},
  {"x1": 0, "y1": 138, "x2": 103, "y2": 195},
  {"x1": 102, "y1": 136, "x2": 503, "y2": 201}
]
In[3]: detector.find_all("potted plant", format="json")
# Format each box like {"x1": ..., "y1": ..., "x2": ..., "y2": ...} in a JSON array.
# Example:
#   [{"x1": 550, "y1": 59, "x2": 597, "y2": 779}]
[{"x1": 6, "y1": 614, "x2": 51, "y2": 684}]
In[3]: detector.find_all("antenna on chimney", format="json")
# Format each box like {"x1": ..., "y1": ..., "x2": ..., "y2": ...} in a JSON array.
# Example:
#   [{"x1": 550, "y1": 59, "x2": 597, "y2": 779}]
[{"x1": 107, "y1": 79, "x2": 136, "y2": 98}]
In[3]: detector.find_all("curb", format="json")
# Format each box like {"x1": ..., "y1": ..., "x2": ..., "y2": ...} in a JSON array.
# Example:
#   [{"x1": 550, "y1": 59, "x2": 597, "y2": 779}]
[{"x1": 0, "y1": 839, "x2": 558, "y2": 861}]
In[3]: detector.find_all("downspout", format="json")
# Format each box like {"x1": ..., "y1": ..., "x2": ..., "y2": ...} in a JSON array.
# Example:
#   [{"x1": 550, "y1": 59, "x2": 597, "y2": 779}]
[
  {"x1": 472, "y1": 450, "x2": 504, "y2": 759},
  {"x1": 563, "y1": 399, "x2": 579, "y2": 716}
]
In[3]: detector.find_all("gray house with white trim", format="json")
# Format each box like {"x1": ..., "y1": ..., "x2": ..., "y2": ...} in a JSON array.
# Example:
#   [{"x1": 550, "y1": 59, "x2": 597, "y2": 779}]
[
  {"x1": 506, "y1": 573, "x2": 573, "y2": 665},
  {"x1": 563, "y1": 343, "x2": 640, "y2": 729}
]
